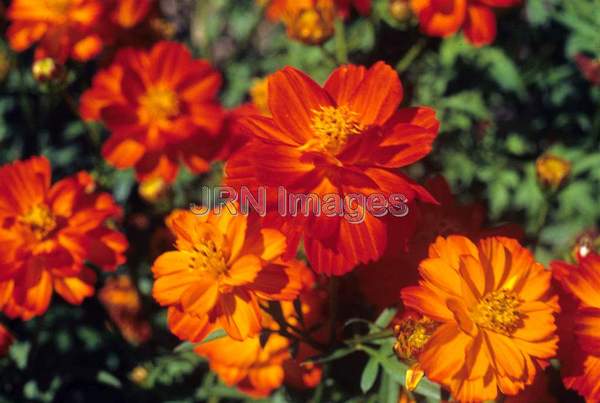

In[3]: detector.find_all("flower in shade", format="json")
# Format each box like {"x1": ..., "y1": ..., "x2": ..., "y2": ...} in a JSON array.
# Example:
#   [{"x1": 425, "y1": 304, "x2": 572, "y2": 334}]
[
  {"x1": 261, "y1": 0, "x2": 371, "y2": 45},
  {"x1": 0, "y1": 157, "x2": 128, "y2": 320},
  {"x1": 0, "y1": 325, "x2": 14, "y2": 356},
  {"x1": 552, "y1": 252, "x2": 600, "y2": 402},
  {"x1": 194, "y1": 266, "x2": 325, "y2": 397},
  {"x1": 410, "y1": 0, "x2": 521, "y2": 47},
  {"x1": 152, "y1": 206, "x2": 304, "y2": 341},
  {"x1": 79, "y1": 41, "x2": 225, "y2": 183},
  {"x1": 98, "y1": 275, "x2": 151, "y2": 344},
  {"x1": 575, "y1": 54, "x2": 600, "y2": 86},
  {"x1": 400, "y1": 235, "x2": 559, "y2": 401},
  {"x1": 355, "y1": 175, "x2": 523, "y2": 311},
  {"x1": 536, "y1": 153, "x2": 571, "y2": 190},
  {"x1": 226, "y1": 62, "x2": 439, "y2": 276},
  {"x1": 6, "y1": 0, "x2": 155, "y2": 63}
]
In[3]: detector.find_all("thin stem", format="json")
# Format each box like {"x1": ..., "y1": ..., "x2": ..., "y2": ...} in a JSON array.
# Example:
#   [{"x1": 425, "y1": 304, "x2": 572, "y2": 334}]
[
  {"x1": 396, "y1": 38, "x2": 427, "y2": 73},
  {"x1": 334, "y1": 18, "x2": 348, "y2": 64}
]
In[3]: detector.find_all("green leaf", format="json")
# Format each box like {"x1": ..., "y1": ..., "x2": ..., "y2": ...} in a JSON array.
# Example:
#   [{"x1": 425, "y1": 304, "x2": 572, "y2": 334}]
[
  {"x1": 360, "y1": 357, "x2": 380, "y2": 393},
  {"x1": 304, "y1": 346, "x2": 355, "y2": 365},
  {"x1": 97, "y1": 371, "x2": 122, "y2": 388}
]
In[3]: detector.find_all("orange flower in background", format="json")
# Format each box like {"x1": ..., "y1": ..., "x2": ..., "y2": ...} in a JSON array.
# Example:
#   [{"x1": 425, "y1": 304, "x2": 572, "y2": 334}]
[
  {"x1": 99, "y1": 275, "x2": 151, "y2": 344},
  {"x1": 226, "y1": 62, "x2": 439, "y2": 276},
  {"x1": 194, "y1": 266, "x2": 325, "y2": 397},
  {"x1": 552, "y1": 252, "x2": 600, "y2": 402},
  {"x1": 80, "y1": 41, "x2": 225, "y2": 183},
  {"x1": 152, "y1": 206, "x2": 304, "y2": 341},
  {"x1": 0, "y1": 325, "x2": 14, "y2": 356},
  {"x1": 264, "y1": 0, "x2": 371, "y2": 20},
  {"x1": 356, "y1": 175, "x2": 523, "y2": 310},
  {"x1": 400, "y1": 235, "x2": 558, "y2": 401},
  {"x1": 410, "y1": 0, "x2": 521, "y2": 47},
  {"x1": 0, "y1": 157, "x2": 127, "y2": 320},
  {"x1": 6, "y1": 0, "x2": 156, "y2": 63}
]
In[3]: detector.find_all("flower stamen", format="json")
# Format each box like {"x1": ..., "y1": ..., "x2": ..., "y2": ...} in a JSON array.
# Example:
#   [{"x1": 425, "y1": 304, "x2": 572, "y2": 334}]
[
  {"x1": 19, "y1": 204, "x2": 57, "y2": 240},
  {"x1": 393, "y1": 316, "x2": 438, "y2": 361},
  {"x1": 472, "y1": 289, "x2": 523, "y2": 335},
  {"x1": 188, "y1": 240, "x2": 228, "y2": 277},
  {"x1": 310, "y1": 105, "x2": 362, "y2": 154}
]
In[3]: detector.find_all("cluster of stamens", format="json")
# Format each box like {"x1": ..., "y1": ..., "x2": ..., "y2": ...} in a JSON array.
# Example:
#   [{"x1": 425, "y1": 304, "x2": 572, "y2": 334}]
[
  {"x1": 19, "y1": 204, "x2": 57, "y2": 240},
  {"x1": 188, "y1": 240, "x2": 228, "y2": 277},
  {"x1": 471, "y1": 289, "x2": 523, "y2": 335},
  {"x1": 393, "y1": 316, "x2": 438, "y2": 361},
  {"x1": 310, "y1": 106, "x2": 363, "y2": 154}
]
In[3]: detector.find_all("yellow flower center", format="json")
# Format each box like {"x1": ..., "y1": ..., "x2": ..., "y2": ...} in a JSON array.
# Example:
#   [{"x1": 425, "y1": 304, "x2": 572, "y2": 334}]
[
  {"x1": 19, "y1": 204, "x2": 57, "y2": 240},
  {"x1": 189, "y1": 240, "x2": 228, "y2": 277},
  {"x1": 311, "y1": 106, "x2": 363, "y2": 154},
  {"x1": 285, "y1": 1, "x2": 335, "y2": 45},
  {"x1": 139, "y1": 87, "x2": 180, "y2": 122},
  {"x1": 393, "y1": 317, "x2": 438, "y2": 360},
  {"x1": 472, "y1": 289, "x2": 523, "y2": 335}
]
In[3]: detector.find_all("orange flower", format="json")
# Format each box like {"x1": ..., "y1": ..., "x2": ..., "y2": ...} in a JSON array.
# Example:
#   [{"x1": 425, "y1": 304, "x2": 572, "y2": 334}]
[
  {"x1": 536, "y1": 153, "x2": 571, "y2": 190},
  {"x1": 99, "y1": 275, "x2": 151, "y2": 344},
  {"x1": 264, "y1": 0, "x2": 371, "y2": 20},
  {"x1": 80, "y1": 41, "x2": 225, "y2": 183},
  {"x1": 152, "y1": 206, "x2": 304, "y2": 341},
  {"x1": 6, "y1": 0, "x2": 155, "y2": 63},
  {"x1": 194, "y1": 267, "x2": 325, "y2": 397},
  {"x1": 0, "y1": 157, "x2": 127, "y2": 320},
  {"x1": 400, "y1": 235, "x2": 559, "y2": 401},
  {"x1": 0, "y1": 324, "x2": 14, "y2": 356},
  {"x1": 356, "y1": 176, "x2": 523, "y2": 310},
  {"x1": 226, "y1": 62, "x2": 439, "y2": 275},
  {"x1": 410, "y1": 0, "x2": 521, "y2": 47},
  {"x1": 552, "y1": 252, "x2": 600, "y2": 402}
]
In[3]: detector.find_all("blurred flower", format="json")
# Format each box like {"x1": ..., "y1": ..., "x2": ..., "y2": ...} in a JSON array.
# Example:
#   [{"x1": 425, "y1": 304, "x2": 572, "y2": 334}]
[
  {"x1": 571, "y1": 230, "x2": 599, "y2": 261},
  {"x1": 0, "y1": 325, "x2": 14, "y2": 356},
  {"x1": 194, "y1": 266, "x2": 325, "y2": 397},
  {"x1": 225, "y1": 62, "x2": 439, "y2": 275},
  {"x1": 536, "y1": 153, "x2": 571, "y2": 190},
  {"x1": 249, "y1": 77, "x2": 271, "y2": 116},
  {"x1": 264, "y1": 0, "x2": 371, "y2": 21},
  {"x1": 410, "y1": 0, "x2": 521, "y2": 47},
  {"x1": 552, "y1": 252, "x2": 600, "y2": 402},
  {"x1": 389, "y1": 0, "x2": 412, "y2": 22},
  {"x1": 129, "y1": 365, "x2": 149, "y2": 384},
  {"x1": 284, "y1": 0, "x2": 336, "y2": 45},
  {"x1": 6, "y1": 0, "x2": 156, "y2": 63},
  {"x1": 356, "y1": 175, "x2": 523, "y2": 310},
  {"x1": 401, "y1": 235, "x2": 559, "y2": 401},
  {"x1": 32, "y1": 58, "x2": 65, "y2": 83},
  {"x1": 0, "y1": 157, "x2": 128, "y2": 320},
  {"x1": 152, "y1": 206, "x2": 304, "y2": 341},
  {"x1": 575, "y1": 54, "x2": 600, "y2": 86},
  {"x1": 99, "y1": 275, "x2": 151, "y2": 344},
  {"x1": 80, "y1": 41, "x2": 225, "y2": 183},
  {"x1": 138, "y1": 177, "x2": 168, "y2": 203}
]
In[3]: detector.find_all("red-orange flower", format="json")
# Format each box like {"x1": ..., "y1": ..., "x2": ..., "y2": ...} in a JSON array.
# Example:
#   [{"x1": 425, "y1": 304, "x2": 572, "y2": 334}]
[
  {"x1": 0, "y1": 157, "x2": 127, "y2": 320},
  {"x1": 226, "y1": 62, "x2": 439, "y2": 276},
  {"x1": 0, "y1": 325, "x2": 14, "y2": 356},
  {"x1": 264, "y1": 0, "x2": 371, "y2": 20},
  {"x1": 410, "y1": 0, "x2": 521, "y2": 47},
  {"x1": 194, "y1": 267, "x2": 325, "y2": 397},
  {"x1": 356, "y1": 176, "x2": 523, "y2": 310},
  {"x1": 99, "y1": 275, "x2": 152, "y2": 344},
  {"x1": 400, "y1": 235, "x2": 558, "y2": 401},
  {"x1": 552, "y1": 252, "x2": 600, "y2": 402},
  {"x1": 80, "y1": 41, "x2": 225, "y2": 183},
  {"x1": 152, "y1": 206, "x2": 304, "y2": 341},
  {"x1": 6, "y1": 0, "x2": 155, "y2": 63}
]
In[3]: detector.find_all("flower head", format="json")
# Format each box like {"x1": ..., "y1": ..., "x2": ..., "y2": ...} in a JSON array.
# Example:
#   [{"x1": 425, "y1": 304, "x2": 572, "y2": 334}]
[
  {"x1": 80, "y1": 41, "x2": 225, "y2": 183},
  {"x1": 401, "y1": 235, "x2": 558, "y2": 401},
  {"x1": 152, "y1": 206, "x2": 304, "y2": 340},
  {"x1": 536, "y1": 153, "x2": 571, "y2": 190},
  {"x1": 226, "y1": 62, "x2": 439, "y2": 275},
  {"x1": 0, "y1": 157, "x2": 127, "y2": 320},
  {"x1": 410, "y1": 0, "x2": 521, "y2": 47},
  {"x1": 552, "y1": 252, "x2": 600, "y2": 402}
]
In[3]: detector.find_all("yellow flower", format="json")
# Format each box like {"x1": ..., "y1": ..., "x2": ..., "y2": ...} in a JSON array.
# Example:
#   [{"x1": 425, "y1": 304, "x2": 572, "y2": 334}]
[
  {"x1": 536, "y1": 153, "x2": 571, "y2": 189},
  {"x1": 389, "y1": 0, "x2": 411, "y2": 22}
]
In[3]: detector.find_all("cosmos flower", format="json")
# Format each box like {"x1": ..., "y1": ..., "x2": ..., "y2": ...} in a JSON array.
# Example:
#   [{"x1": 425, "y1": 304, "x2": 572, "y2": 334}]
[
  {"x1": 226, "y1": 62, "x2": 439, "y2": 275},
  {"x1": 410, "y1": 0, "x2": 521, "y2": 47},
  {"x1": 6, "y1": 0, "x2": 155, "y2": 63},
  {"x1": 194, "y1": 266, "x2": 325, "y2": 397},
  {"x1": 0, "y1": 157, "x2": 127, "y2": 320},
  {"x1": 355, "y1": 175, "x2": 523, "y2": 311},
  {"x1": 152, "y1": 206, "x2": 304, "y2": 341},
  {"x1": 80, "y1": 41, "x2": 225, "y2": 183},
  {"x1": 552, "y1": 252, "x2": 600, "y2": 402},
  {"x1": 400, "y1": 235, "x2": 559, "y2": 401}
]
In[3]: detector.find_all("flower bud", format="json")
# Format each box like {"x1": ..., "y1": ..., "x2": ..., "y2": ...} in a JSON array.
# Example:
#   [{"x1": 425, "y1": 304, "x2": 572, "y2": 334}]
[
  {"x1": 32, "y1": 58, "x2": 64, "y2": 82},
  {"x1": 535, "y1": 154, "x2": 571, "y2": 190}
]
